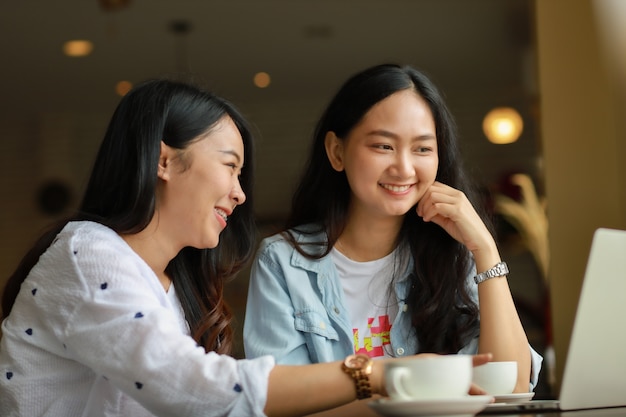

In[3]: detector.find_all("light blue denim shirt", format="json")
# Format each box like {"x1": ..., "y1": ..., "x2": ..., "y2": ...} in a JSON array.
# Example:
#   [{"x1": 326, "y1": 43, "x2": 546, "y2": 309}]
[{"x1": 243, "y1": 226, "x2": 543, "y2": 390}]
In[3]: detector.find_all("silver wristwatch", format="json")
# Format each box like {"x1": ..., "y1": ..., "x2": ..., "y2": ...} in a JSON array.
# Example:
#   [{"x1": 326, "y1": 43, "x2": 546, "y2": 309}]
[{"x1": 474, "y1": 261, "x2": 509, "y2": 284}]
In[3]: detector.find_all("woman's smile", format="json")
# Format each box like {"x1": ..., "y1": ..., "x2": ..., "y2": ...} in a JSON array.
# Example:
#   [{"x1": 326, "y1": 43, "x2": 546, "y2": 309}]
[
  {"x1": 214, "y1": 207, "x2": 229, "y2": 228},
  {"x1": 379, "y1": 183, "x2": 414, "y2": 194}
]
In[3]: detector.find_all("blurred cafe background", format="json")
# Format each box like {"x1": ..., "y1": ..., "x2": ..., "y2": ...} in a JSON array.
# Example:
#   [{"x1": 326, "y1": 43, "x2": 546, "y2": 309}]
[{"x1": 1, "y1": 0, "x2": 625, "y2": 400}]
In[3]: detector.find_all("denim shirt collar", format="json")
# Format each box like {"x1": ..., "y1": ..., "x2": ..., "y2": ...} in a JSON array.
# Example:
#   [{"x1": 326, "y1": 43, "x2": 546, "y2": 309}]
[
  {"x1": 287, "y1": 224, "x2": 415, "y2": 299},
  {"x1": 288, "y1": 226, "x2": 337, "y2": 289}
]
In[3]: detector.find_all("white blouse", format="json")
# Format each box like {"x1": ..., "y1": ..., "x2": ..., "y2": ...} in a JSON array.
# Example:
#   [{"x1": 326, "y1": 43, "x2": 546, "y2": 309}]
[{"x1": 0, "y1": 221, "x2": 274, "y2": 417}]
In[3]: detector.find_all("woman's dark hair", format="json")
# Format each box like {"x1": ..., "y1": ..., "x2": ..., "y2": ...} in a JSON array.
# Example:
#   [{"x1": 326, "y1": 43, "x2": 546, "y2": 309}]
[
  {"x1": 1, "y1": 78, "x2": 257, "y2": 355},
  {"x1": 285, "y1": 63, "x2": 491, "y2": 354}
]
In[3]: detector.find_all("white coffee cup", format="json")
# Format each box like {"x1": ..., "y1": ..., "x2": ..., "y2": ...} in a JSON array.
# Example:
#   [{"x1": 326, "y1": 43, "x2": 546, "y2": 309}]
[
  {"x1": 384, "y1": 354, "x2": 472, "y2": 401},
  {"x1": 471, "y1": 361, "x2": 518, "y2": 395}
]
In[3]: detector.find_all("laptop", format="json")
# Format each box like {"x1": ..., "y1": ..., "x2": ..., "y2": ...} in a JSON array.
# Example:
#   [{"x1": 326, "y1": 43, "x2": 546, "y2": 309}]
[{"x1": 482, "y1": 227, "x2": 626, "y2": 413}]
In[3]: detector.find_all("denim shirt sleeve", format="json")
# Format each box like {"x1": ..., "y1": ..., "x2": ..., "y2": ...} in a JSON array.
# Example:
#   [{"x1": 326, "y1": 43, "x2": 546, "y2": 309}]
[
  {"x1": 243, "y1": 233, "x2": 353, "y2": 365},
  {"x1": 460, "y1": 262, "x2": 544, "y2": 391},
  {"x1": 243, "y1": 238, "x2": 314, "y2": 364}
]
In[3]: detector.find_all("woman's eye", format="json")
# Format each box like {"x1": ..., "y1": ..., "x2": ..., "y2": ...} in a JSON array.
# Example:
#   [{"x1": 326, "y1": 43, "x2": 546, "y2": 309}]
[
  {"x1": 228, "y1": 163, "x2": 243, "y2": 178},
  {"x1": 374, "y1": 144, "x2": 393, "y2": 150}
]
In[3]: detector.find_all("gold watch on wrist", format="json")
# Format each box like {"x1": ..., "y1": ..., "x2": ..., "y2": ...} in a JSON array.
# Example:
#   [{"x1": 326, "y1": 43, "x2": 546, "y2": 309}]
[{"x1": 341, "y1": 353, "x2": 374, "y2": 400}]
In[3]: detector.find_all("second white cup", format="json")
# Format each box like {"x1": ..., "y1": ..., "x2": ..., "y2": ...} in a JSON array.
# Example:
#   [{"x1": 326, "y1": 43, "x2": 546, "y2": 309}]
[{"x1": 471, "y1": 361, "x2": 518, "y2": 395}]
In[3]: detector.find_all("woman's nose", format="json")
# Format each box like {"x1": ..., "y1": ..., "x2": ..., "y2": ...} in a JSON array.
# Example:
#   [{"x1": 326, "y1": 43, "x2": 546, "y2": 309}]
[
  {"x1": 391, "y1": 151, "x2": 416, "y2": 178},
  {"x1": 231, "y1": 180, "x2": 246, "y2": 205}
]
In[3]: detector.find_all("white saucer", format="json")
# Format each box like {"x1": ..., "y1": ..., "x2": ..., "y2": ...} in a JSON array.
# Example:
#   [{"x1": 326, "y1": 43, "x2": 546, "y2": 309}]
[
  {"x1": 492, "y1": 392, "x2": 535, "y2": 403},
  {"x1": 368, "y1": 395, "x2": 494, "y2": 417}
]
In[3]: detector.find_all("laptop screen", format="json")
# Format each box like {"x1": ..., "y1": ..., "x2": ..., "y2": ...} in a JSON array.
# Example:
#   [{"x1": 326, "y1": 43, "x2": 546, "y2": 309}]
[{"x1": 559, "y1": 228, "x2": 626, "y2": 410}]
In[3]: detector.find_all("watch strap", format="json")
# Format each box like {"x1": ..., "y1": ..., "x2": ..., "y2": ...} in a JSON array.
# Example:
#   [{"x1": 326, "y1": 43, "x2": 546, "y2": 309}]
[
  {"x1": 341, "y1": 354, "x2": 373, "y2": 399},
  {"x1": 351, "y1": 369, "x2": 372, "y2": 400},
  {"x1": 474, "y1": 261, "x2": 509, "y2": 284}
]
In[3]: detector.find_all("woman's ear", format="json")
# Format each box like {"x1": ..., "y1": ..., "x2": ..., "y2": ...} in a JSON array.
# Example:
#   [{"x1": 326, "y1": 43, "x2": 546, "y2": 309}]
[
  {"x1": 157, "y1": 141, "x2": 173, "y2": 181},
  {"x1": 324, "y1": 131, "x2": 345, "y2": 172}
]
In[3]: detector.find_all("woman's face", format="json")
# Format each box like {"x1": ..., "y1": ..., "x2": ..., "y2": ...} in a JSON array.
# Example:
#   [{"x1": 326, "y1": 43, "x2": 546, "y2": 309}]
[
  {"x1": 326, "y1": 89, "x2": 438, "y2": 220},
  {"x1": 158, "y1": 115, "x2": 246, "y2": 250}
]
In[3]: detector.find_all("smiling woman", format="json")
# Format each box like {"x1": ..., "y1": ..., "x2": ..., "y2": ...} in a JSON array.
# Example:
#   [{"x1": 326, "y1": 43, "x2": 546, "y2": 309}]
[
  {"x1": 324, "y1": 89, "x2": 439, "y2": 220},
  {"x1": 0, "y1": 79, "x2": 263, "y2": 416},
  {"x1": 243, "y1": 64, "x2": 544, "y2": 415},
  {"x1": 138, "y1": 116, "x2": 247, "y2": 255}
]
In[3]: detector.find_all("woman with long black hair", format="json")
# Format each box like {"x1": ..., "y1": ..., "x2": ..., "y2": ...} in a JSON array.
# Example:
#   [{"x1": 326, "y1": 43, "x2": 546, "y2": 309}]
[{"x1": 244, "y1": 64, "x2": 542, "y2": 396}]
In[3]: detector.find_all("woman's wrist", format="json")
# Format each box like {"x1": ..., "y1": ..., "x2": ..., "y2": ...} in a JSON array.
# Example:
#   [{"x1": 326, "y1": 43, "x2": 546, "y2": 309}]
[{"x1": 470, "y1": 241, "x2": 501, "y2": 273}]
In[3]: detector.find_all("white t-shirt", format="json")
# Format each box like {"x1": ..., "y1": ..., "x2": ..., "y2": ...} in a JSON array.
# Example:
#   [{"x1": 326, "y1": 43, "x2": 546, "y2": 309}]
[
  {"x1": 330, "y1": 248, "x2": 399, "y2": 359},
  {"x1": 0, "y1": 221, "x2": 274, "y2": 417}
]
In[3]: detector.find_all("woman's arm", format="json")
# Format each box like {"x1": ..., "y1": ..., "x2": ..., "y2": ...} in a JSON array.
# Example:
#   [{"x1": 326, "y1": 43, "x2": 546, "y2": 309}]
[
  {"x1": 264, "y1": 353, "x2": 492, "y2": 417},
  {"x1": 303, "y1": 397, "x2": 382, "y2": 417},
  {"x1": 472, "y1": 248, "x2": 532, "y2": 392},
  {"x1": 417, "y1": 182, "x2": 532, "y2": 392},
  {"x1": 264, "y1": 360, "x2": 383, "y2": 417}
]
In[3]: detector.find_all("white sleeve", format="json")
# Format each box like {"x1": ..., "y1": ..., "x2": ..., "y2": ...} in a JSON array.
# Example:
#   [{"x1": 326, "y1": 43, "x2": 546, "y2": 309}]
[{"x1": 53, "y1": 226, "x2": 275, "y2": 416}]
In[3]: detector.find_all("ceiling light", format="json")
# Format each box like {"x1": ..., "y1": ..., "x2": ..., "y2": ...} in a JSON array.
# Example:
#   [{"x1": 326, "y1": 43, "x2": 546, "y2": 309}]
[
  {"x1": 253, "y1": 72, "x2": 271, "y2": 88},
  {"x1": 63, "y1": 40, "x2": 94, "y2": 57},
  {"x1": 115, "y1": 81, "x2": 133, "y2": 96},
  {"x1": 482, "y1": 107, "x2": 523, "y2": 144}
]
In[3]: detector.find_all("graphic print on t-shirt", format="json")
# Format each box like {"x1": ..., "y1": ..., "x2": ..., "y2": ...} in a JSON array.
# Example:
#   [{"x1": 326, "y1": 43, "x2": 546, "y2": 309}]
[{"x1": 353, "y1": 314, "x2": 392, "y2": 358}]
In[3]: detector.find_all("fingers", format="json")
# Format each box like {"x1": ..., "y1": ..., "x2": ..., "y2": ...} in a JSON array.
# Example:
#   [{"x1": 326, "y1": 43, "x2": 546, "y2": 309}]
[
  {"x1": 417, "y1": 182, "x2": 465, "y2": 222},
  {"x1": 468, "y1": 382, "x2": 490, "y2": 396},
  {"x1": 416, "y1": 181, "x2": 440, "y2": 218},
  {"x1": 472, "y1": 352, "x2": 492, "y2": 367},
  {"x1": 414, "y1": 352, "x2": 440, "y2": 359},
  {"x1": 416, "y1": 182, "x2": 493, "y2": 252},
  {"x1": 469, "y1": 354, "x2": 493, "y2": 397}
]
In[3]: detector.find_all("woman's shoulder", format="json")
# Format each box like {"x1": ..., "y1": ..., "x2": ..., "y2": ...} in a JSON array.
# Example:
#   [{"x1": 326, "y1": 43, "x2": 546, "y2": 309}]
[
  {"x1": 51, "y1": 220, "x2": 138, "y2": 267},
  {"x1": 24, "y1": 221, "x2": 142, "y2": 298},
  {"x1": 45, "y1": 221, "x2": 160, "y2": 293},
  {"x1": 63, "y1": 219, "x2": 115, "y2": 235},
  {"x1": 256, "y1": 231, "x2": 294, "y2": 261},
  {"x1": 258, "y1": 223, "x2": 326, "y2": 251}
]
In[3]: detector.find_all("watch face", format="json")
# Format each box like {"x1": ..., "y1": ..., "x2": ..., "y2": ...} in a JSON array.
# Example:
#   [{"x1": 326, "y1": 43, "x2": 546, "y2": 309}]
[{"x1": 345, "y1": 354, "x2": 372, "y2": 370}]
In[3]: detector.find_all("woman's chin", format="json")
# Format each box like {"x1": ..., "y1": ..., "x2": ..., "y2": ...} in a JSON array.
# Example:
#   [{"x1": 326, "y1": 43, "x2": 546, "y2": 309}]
[{"x1": 192, "y1": 236, "x2": 220, "y2": 250}]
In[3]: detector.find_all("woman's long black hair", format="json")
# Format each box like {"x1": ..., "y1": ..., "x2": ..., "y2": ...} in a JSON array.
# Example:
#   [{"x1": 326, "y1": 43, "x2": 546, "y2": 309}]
[
  {"x1": 285, "y1": 64, "x2": 492, "y2": 354},
  {"x1": 1, "y1": 78, "x2": 257, "y2": 355}
]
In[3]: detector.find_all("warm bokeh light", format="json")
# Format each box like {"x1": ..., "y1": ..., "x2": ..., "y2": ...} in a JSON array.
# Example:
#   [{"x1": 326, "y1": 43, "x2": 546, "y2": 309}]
[
  {"x1": 482, "y1": 107, "x2": 524, "y2": 144},
  {"x1": 253, "y1": 72, "x2": 271, "y2": 88},
  {"x1": 62, "y1": 40, "x2": 94, "y2": 57},
  {"x1": 115, "y1": 81, "x2": 133, "y2": 96}
]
